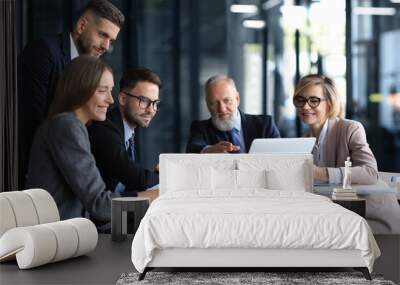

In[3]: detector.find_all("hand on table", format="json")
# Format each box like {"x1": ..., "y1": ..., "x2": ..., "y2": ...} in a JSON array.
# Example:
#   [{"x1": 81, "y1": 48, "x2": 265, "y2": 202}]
[
  {"x1": 137, "y1": 189, "x2": 159, "y2": 203},
  {"x1": 201, "y1": 141, "x2": 240, "y2": 153}
]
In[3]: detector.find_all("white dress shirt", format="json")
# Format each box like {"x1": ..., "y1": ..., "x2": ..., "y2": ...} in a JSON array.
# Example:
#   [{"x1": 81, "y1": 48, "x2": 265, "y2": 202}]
[{"x1": 69, "y1": 33, "x2": 79, "y2": 60}]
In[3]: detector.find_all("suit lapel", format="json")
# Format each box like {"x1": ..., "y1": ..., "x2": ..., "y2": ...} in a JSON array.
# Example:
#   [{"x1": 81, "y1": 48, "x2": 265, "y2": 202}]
[
  {"x1": 133, "y1": 128, "x2": 141, "y2": 161},
  {"x1": 240, "y1": 112, "x2": 252, "y2": 151},
  {"x1": 108, "y1": 107, "x2": 125, "y2": 142},
  {"x1": 325, "y1": 118, "x2": 339, "y2": 167},
  {"x1": 110, "y1": 107, "x2": 141, "y2": 162},
  {"x1": 61, "y1": 32, "x2": 71, "y2": 65}
]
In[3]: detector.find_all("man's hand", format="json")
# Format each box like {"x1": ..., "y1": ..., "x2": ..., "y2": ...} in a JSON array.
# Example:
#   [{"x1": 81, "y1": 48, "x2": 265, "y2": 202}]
[
  {"x1": 201, "y1": 141, "x2": 240, "y2": 153},
  {"x1": 137, "y1": 189, "x2": 159, "y2": 203},
  {"x1": 155, "y1": 164, "x2": 159, "y2": 173}
]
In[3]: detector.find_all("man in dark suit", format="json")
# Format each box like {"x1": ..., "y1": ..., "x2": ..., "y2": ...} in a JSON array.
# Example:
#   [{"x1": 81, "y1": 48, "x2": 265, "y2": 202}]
[
  {"x1": 18, "y1": 0, "x2": 124, "y2": 187},
  {"x1": 88, "y1": 68, "x2": 160, "y2": 196},
  {"x1": 186, "y1": 75, "x2": 280, "y2": 153}
]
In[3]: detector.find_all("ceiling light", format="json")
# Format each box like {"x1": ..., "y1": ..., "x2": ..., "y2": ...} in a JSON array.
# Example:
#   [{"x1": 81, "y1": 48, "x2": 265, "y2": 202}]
[
  {"x1": 353, "y1": 7, "x2": 396, "y2": 16},
  {"x1": 230, "y1": 4, "x2": 258, "y2": 14},
  {"x1": 242, "y1": 19, "x2": 266, "y2": 29}
]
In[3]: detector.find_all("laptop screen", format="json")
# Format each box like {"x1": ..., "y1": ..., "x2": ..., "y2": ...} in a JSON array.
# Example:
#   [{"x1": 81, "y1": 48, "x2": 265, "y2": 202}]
[{"x1": 249, "y1": 137, "x2": 316, "y2": 154}]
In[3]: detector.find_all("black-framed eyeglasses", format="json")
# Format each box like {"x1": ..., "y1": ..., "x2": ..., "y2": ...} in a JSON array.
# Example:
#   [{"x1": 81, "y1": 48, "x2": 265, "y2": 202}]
[
  {"x1": 293, "y1": 96, "x2": 326, "y2": 108},
  {"x1": 122, "y1": 91, "x2": 161, "y2": 111}
]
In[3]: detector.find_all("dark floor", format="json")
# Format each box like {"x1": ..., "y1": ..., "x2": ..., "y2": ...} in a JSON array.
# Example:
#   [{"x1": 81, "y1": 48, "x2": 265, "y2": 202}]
[{"x1": 0, "y1": 235, "x2": 398, "y2": 285}]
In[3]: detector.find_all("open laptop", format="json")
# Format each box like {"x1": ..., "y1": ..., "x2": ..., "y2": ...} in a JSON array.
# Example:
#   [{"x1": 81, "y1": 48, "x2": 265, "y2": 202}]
[{"x1": 249, "y1": 137, "x2": 316, "y2": 154}]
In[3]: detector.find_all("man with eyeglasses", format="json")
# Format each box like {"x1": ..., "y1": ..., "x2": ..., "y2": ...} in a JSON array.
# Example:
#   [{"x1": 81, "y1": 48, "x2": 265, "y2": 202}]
[
  {"x1": 88, "y1": 68, "x2": 160, "y2": 199},
  {"x1": 186, "y1": 75, "x2": 280, "y2": 153}
]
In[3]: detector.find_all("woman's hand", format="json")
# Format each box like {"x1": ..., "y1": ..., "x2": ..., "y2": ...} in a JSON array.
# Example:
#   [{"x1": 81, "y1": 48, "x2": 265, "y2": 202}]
[{"x1": 313, "y1": 165, "x2": 329, "y2": 182}]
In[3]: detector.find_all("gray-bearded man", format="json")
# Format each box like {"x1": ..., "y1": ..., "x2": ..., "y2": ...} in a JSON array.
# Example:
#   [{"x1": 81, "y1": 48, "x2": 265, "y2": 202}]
[{"x1": 186, "y1": 75, "x2": 280, "y2": 153}]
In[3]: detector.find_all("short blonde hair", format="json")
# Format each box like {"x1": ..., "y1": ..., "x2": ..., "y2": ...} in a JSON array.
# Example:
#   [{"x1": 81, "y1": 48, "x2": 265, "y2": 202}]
[{"x1": 293, "y1": 74, "x2": 344, "y2": 119}]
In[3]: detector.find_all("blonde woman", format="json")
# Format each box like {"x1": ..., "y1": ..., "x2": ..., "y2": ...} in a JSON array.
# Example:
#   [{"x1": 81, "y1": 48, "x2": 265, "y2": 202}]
[
  {"x1": 293, "y1": 74, "x2": 400, "y2": 233},
  {"x1": 293, "y1": 74, "x2": 378, "y2": 185}
]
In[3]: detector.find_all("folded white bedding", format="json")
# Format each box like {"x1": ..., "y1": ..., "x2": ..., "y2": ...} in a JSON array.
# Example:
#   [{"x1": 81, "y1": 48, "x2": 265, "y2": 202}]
[{"x1": 131, "y1": 190, "x2": 380, "y2": 273}]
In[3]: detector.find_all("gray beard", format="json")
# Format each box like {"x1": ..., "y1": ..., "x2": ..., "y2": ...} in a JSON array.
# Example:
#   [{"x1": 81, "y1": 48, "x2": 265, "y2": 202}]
[{"x1": 211, "y1": 112, "x2": 238, "y2": 132}]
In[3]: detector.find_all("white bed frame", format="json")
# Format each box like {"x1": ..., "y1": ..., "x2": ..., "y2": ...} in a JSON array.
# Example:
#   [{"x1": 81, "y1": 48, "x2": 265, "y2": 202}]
[
  {"x1": 148, "y1": 248, "x2": 365, "y2": 268},
  {"x1": 141, "y1": 248, "x2": 370, "y2": 280},
  {"x1": 138, "y1": 154, "x2": 371, "y2": 280}
]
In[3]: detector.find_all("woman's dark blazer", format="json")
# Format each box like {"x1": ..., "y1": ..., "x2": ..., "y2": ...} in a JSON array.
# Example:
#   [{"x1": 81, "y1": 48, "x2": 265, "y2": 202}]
[{"x1": 26, "y1": 112, "x2": 119, "y2": 223}]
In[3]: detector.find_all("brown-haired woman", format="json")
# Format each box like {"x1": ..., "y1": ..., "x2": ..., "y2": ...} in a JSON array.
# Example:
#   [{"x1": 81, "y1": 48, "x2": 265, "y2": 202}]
[
  {"x1": 293, "y1": 74, "x2": 378, "y2": 185},
  {"x1": 26, "y1": 55, "x2": 118, "y2": 226}
]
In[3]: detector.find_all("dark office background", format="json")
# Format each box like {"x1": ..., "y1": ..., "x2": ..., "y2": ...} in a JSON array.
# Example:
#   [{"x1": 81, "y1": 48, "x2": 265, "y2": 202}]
[{"x1": 13, "y1": 0, "x2": 400, "y2": 180}]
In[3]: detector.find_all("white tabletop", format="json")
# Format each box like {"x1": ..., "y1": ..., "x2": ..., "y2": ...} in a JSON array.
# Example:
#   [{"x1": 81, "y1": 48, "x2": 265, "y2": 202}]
[{"x1": 314, "y1": 180, "x2": 397, "y2": 195}]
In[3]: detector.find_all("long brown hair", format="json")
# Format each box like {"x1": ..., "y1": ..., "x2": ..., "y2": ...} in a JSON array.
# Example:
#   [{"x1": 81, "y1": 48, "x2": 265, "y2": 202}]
[
  {"x1": 293, "y1": 74, "x2": 345, "y2": 119},
  {"x1": 48, "y1": 55, "x2": 112, "y2": 118}
]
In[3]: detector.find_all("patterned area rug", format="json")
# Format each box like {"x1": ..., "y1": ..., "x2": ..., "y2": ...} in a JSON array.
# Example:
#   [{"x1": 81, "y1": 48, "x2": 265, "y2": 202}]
[{"x1": 116, "y1": 271, "x2": 395, "y2": 285}]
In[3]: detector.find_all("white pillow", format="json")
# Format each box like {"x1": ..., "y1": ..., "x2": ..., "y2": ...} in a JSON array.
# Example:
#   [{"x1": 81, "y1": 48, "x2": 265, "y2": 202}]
[
  {"x1": 237, "y1": 159, "x2": 309, "y2": 191},
  {"x1": 266, "y1": 163, "x2": 307, "y2": 191},
  {"x1": 211, "y1": 169, "x2": 268, "y2": 191},
  {"x1": 212, "y1": 168, "x2": 237, "y2": 190},
  {"x1": 237, "y1": 169, "x2": 268, "y2": 189},
  {"x1": 167, "y1": 163, "x2": 211, "y2": 191}
]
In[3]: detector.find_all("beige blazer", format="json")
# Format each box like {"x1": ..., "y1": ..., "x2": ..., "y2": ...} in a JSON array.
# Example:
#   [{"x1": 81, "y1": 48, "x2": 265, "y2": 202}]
[{"x1": 309, "y1": 117, "x2": 378, "y2": 184}]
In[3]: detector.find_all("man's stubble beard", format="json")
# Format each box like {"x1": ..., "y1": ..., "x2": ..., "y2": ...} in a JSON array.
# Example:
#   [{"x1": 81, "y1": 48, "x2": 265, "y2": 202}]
[
  {"x1": 123, "y1": 104, "x2": 150, "y2": 128},
  {"x1": 76, "y1": 34, "x2": 90, "y2": 55},
  {"x1": 76, "y1": 33, "x2": 103, "y2": 57}
]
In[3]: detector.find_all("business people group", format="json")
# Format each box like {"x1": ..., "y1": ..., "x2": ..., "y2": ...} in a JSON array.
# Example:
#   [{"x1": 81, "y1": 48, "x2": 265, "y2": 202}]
[
  {"x1": 19, "y1": 1, "x2": 382, "y2": 229},
  {"x1": 18, "y1": 0, "x2": 124, "y2": 187},
  {"x1": 20, "y1": 0, "x2": 159, "y2": 228}
]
